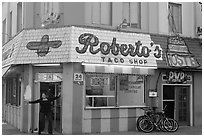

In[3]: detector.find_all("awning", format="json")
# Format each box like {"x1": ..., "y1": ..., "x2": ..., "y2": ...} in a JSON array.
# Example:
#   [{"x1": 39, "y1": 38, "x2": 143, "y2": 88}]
[
  {"x1": 82, "y1": 63, "x2": 155, "y2": 75},
  {"x1": 2, "y1": 66, "x2": 11, "y2": 77}
]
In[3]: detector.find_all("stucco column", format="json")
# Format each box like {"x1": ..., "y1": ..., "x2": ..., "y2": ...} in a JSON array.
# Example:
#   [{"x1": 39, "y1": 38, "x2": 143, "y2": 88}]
[{"x1": 62, "y1": 63, "x2": 73, "y2": 134}]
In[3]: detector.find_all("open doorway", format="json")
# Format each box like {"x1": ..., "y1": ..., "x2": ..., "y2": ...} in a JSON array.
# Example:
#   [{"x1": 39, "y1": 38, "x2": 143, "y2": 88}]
[
  {"x1": 40, "y1": 82, "x2": 62, "y2": 133},
  {"x1": 162, "y1": 85, "x2": 191, "y2": 126}
]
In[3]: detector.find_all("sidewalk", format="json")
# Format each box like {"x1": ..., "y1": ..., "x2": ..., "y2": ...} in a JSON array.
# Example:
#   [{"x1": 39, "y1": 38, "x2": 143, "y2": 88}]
[{"x1": 2, "y1": 122, "x2": 202, "y2": 135}]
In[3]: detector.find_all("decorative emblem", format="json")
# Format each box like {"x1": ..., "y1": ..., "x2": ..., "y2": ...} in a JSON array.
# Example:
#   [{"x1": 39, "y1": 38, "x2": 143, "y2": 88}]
[{"x1": 26, "y1": 35, "x2": 62, "y2": 57}]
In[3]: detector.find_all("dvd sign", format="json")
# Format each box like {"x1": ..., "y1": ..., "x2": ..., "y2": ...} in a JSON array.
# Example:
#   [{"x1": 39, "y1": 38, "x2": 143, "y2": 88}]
[{"x1": 166, "y1": 71, "x2": 190, "y2": 84}]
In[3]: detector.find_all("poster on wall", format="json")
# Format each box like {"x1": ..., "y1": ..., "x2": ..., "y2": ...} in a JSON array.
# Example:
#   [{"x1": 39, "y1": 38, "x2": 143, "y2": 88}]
[
  {"x1": 118, "y1": 75, "x2": 144, "y2": 106},
  {"x1": 90, "y1": 77, "x2": 109, "y2": 86},
  {"x1": 24, "y1": 85, "x2": 31, "y2": 101},
  {"x1": 128, "y1": 75, "x2": 143, "y2": 93}
]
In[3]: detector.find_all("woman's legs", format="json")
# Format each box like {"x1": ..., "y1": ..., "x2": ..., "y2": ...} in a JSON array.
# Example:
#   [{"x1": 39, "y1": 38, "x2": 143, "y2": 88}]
[
  {"x1": 39, "y1": 112, "x2": 45, "y2": 134},
  {"x1": 46, "y1": 112, "x2": 53, "y2": 134}
]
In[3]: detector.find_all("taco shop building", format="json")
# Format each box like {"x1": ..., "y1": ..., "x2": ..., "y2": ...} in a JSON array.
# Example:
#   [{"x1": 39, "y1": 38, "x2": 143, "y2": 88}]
[{"x1": 2, "y1": 26, "x2": 202, "y2": 134}]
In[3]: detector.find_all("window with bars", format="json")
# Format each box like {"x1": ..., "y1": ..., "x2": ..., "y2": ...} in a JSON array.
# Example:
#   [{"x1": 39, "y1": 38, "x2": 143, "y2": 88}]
[
  {"x1": 168, "y1": 2, "x2": 182, "y2": 34},
  {"x1": 122, "y1": 2, "x2": 141, "y2": 29},
  {"x1": 6, "y1": 77, "x2": 21, "y2": 106}
]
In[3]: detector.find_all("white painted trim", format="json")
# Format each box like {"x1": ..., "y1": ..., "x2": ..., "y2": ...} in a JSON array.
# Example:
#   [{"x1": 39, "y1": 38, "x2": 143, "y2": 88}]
[{"x1": 162, "y1": 84, "x2": 193, "y2": 126}]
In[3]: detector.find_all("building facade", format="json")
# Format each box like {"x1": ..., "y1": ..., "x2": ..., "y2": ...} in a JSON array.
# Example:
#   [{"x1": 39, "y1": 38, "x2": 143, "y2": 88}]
[{"x1": 2, "y1": 2, "x2": 202, "y2": 134}]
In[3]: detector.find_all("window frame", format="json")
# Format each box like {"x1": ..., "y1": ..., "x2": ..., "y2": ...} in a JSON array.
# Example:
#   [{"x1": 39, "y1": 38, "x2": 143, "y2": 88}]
[
  {"x1": 91, "y1": 2, "x2": 112, "y2": 26},
  {"x1": 168, "y1": 2, "x2": 182, "y2": 34},
  {"x1": 122, "y1": 2, "x2": 141, "y2": 29},
  {"x1": 84, "y1": 73, "x2": 146, "y2": 109},
  {"x1": 5, "y1": 76, "x2": 21, "y2": 106},
  {"x1": 17, "y1": 2, "x2": 23, "y2": 33}
]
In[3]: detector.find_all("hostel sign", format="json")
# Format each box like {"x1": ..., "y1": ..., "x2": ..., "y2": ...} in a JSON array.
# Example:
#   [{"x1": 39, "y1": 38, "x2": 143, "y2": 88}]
[{"x1": 166, "y1": 35, "x2": 200, "y2": 68}]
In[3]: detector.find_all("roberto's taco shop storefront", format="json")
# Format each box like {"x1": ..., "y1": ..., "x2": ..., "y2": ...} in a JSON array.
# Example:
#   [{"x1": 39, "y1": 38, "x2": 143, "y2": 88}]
[{"x1": 2, "y1": 26, "x2": 201, "y2": 134}]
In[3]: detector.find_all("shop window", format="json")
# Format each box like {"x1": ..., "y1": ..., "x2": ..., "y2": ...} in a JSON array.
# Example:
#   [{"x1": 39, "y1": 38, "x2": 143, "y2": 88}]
[
  {"x1": 92, "y1": 2, "x2": 112, "y2": 26},
  {"x1": 5, "y1": 77, "x2": 21, "y2": 106},
  {"x1": 85, "y1": 74, "x2": 116, "y2": 107},
  {"x1": 122, "y1": 2, "x2": 141, "y2": 29},
  {"x1": 168, "y1": 2, "x2": 182, "y2": 33},
  {"x1": 85, "y1": 73, "x2": 145, "y2": 108},
  {"x1": 118, "y1": 75, "x2": 144, "y2": 106}
]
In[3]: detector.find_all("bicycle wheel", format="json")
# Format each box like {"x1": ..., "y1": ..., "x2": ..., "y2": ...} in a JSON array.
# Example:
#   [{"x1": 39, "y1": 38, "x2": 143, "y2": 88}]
[
  {"x1": 158, "y1": 119, "x2": 167, "y2": 132},
  {"x1": 137, "y1": 116, "x2": 147, "y2": 131},
  {"x1": 163, "y1": 118, "x2": 179, "y2": 132},
  {"x1": 138, "y1": 118, "x2": 154, "y2": 133}
]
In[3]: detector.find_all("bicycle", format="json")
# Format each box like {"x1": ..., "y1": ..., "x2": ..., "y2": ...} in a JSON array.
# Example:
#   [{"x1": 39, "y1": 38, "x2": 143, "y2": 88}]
[{"x1": 137, "y1": 105, "x2": 179, "y2": 133}]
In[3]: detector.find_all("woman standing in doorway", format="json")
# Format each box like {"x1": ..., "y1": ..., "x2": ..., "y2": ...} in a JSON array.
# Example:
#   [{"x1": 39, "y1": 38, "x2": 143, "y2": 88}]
[{"x1": 28, "y1": 90, "x2": 61, "y2": 135}]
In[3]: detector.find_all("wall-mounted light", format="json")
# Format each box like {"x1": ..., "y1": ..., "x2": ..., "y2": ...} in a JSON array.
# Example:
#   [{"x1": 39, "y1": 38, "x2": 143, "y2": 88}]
[
  {"x1": 82, "y1": 62, "x2": 157, "y2": 69},
  {"x1": 38, "y1": 12, "x2": 61, "y2": 29},
  {"x1": 197, "y1": 26, "x2": 202, "y2": 36},
  {"x1": 117, "y1": 19, "x2": 129, "y2": 31},
  {"x1": 33, "y1": 63, "x2": 61, "y2": 67}
]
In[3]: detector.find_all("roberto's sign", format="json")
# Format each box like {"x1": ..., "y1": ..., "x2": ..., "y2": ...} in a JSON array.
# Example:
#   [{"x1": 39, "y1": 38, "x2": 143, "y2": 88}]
[{"x1": 71, "y1": 28, "x2": 163, "y2": 67}]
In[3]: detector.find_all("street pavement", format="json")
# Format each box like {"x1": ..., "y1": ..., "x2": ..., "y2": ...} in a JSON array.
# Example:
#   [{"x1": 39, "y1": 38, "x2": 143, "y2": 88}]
[{"x1": 2, "y1": 122, "x2": 202, "y2": 135}]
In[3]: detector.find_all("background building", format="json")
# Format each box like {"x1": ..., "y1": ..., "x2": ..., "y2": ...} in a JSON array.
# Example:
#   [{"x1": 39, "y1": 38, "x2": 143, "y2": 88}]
[{"x1": 2, "y1": 2, "x2": 202, "y2": 134}]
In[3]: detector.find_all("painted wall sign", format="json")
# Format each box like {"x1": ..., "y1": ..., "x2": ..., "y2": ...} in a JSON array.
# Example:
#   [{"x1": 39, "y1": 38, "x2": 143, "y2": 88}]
[
  {"x1": 26, "y1": 35, "x2": 62, "y2": 57},
  {"x1": 166, "y1": 35, "x2": 200, "y2": 68},
  {"x1": 165, "y1": 71, "x2": 191, "y2": 84},
  {"x1": 70, "y1": 27, "x2": 163, "y2": 67},
  {"x1": 36, "y1": 73, "x2": 62, "y2": 82}
]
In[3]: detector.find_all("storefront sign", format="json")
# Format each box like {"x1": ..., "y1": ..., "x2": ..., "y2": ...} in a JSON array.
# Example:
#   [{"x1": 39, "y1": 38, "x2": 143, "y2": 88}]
[
  {"x1": 165, "y1": 71, "x2": 191, "y2": 84},
  {"x1": 36, "y1": 73, "x2": 62, "y2": 82},
  {"x1": 71, "y1": 27, "x2": 163, "y2": 67},
  {"x1": 77, "y1": 33, "x2": 162, "y2": 59},
  {"x1": 26, "y1": 35, "x2": 62, "y2": 57},
  {"x1": 166, "y1": 35, "x2": 200, "y2": 68}
]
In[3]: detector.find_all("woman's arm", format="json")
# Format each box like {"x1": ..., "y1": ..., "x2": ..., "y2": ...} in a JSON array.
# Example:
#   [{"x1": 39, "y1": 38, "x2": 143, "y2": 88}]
[
  {"x1": 49, "y1": 93, "x2": 61, "y2": 101},
  {"x1": 29, "y1": 99, "x2": 41, "y2": 104}
]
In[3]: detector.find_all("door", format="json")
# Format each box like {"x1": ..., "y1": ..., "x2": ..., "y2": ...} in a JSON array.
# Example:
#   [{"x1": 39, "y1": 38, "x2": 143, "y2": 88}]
[
  {"x1": 40, "y1": 82, "x2": 62, "y2": 133},
  {"x1": 175, "y1": 86, "x2": 190, "y2": 126},
  {"x1": 163, "y1": 85, "x2": 190, "y2": 126}
]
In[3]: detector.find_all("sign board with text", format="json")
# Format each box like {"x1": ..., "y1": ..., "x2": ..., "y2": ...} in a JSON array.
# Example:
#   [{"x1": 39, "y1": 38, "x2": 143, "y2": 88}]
[{"x1": 166, "y1": 35, "x2": 200, "y2": 68}]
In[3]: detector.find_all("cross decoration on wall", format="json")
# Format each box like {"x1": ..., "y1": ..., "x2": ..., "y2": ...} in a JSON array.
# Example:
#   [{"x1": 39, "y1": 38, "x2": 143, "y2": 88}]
[{"x1": 26, "y1": 35, "x2": 62, "y2": 57}]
